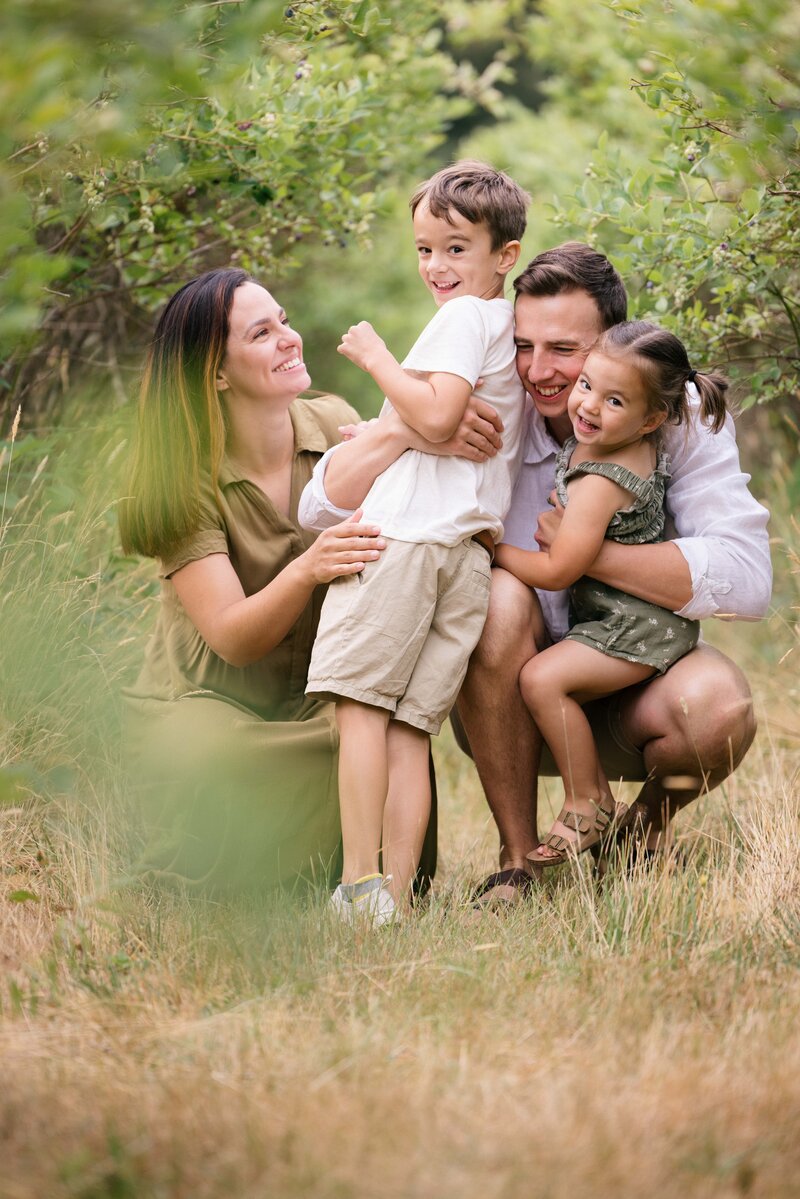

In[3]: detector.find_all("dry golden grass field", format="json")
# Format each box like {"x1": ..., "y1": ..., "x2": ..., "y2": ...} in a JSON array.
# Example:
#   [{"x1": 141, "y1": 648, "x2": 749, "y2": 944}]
[{"x1": 1, "y1": 441, "x2": 799, "y2": 1199}]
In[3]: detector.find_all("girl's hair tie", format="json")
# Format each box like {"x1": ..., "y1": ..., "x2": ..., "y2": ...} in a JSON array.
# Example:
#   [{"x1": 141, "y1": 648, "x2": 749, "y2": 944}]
[{"x1": 687, "y1": 368, "x2": 698, "y2": 383}]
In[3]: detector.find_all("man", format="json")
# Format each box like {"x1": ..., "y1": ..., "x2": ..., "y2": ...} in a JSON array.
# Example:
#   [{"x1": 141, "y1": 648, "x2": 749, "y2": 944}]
[
  {"x1": 457, "y1": 243, "x2": 770, "y2": 902},
  {"x1": 302, "y1": 243, "x2": 771, "y2": 901}
]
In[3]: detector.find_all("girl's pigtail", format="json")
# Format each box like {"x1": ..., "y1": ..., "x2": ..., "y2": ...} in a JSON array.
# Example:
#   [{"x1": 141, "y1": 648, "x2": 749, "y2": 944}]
[{"x1": 691, "y1": 369, "x2": 729, "y2": 434}]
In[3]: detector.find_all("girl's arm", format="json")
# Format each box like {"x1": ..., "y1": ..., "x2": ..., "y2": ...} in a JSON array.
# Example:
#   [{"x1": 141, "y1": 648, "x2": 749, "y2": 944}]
[
  {"x1": 171, "y1": 512, "x2": 384, "y2": 668},
  {"x1": 495, "y1": 475, "x2": 628, "y2": 592},
  {"x1": 338, "y1": 321, "x2": 472, "y2": 443},
  {"x1": 535, "y1": 496, "x2": 693, "y2": 609}
]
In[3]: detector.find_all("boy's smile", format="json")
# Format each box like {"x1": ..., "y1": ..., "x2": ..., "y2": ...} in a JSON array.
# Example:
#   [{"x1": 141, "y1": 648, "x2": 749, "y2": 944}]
[{"x1": 412, "y1": 201, "x2": 516, "y2": 307}]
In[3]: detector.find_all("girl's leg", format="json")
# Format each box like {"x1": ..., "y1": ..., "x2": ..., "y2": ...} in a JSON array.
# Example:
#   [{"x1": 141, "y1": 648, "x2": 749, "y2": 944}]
[
  {"x1": 336, "y1": 698, "x2": 391, "y2": 883},
  {"x1": 520, "y1": 642, "x2": 655, "y2": 859},
  {"x1": 383, "y1": 719, "x2": 432, "y2": 906}
]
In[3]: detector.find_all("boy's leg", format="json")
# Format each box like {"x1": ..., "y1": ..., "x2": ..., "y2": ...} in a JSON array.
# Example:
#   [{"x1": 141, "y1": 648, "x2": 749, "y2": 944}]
[
  {"x1": 521, "y1": 640, "x2": 655, "y2": 858},
  {"x1": 336, "y1": 698, "x2": 391, "y2": 884},
  {"x1": 383, "y1": 719, "x2": 432, "y2": 905}
]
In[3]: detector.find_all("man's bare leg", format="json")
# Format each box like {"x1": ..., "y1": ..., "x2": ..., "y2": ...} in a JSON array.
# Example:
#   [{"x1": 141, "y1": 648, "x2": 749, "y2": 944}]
[
  {"x1": 456, "y1": 568, "x2": 548, "y2": 872},
  {"x1": 613, "y1": 643, "x2": 757, "y2": 851}
]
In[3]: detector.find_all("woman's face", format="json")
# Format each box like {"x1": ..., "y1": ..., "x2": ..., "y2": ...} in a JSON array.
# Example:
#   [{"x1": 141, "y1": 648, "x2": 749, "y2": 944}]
[{"x1": 216, "y1": 282, "x2": 311, "y2": 405}]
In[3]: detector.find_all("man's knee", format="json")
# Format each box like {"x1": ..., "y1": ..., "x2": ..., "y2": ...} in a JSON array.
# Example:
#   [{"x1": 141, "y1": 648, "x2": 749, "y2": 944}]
[
  {"x1": 470, "y1": 568, "x2": 543, "y2": 676},
  {"x1": 628, "y1": 646, "x2": 756, "y2": 774}
]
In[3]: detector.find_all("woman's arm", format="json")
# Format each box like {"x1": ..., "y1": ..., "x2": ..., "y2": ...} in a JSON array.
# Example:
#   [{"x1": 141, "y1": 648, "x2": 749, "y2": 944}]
[
  {"x1": 339, "y1": 321, "x2": 472, "y2": 442},
  {"x1": 171, "y1": 512, "x2": 385, "y2": 668},
  {"x1": 495, "y1": 475, "x2": 627, "y2": 592}
]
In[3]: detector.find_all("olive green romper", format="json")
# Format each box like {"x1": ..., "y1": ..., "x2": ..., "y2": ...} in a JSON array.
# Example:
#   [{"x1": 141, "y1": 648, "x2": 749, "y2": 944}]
[{"x1": 555, "y1": 436, "x2": 699, "y2": 674}]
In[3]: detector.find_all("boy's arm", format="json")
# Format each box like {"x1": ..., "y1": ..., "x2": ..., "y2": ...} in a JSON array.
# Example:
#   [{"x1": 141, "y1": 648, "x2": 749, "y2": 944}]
[
  {"x1": 496, "y1": 475, "x2": 626, "y2": 592},
  {"x1": 339, "y1": 321, "x2": 472, "y2": 443},
  {"x1": 299, "y1": 399, "x2": 506, "y2": 529}
]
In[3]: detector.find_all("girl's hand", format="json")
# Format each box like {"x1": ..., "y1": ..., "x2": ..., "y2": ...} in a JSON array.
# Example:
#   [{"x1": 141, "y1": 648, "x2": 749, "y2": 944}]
[
  {"x1": 534, "y1": 492, "x2": 565, "y2": 552},
  {"x1": 299, "y1": 510, "x2": 386, "y2": 584},
  {"x1": 337, "y1": 322, "x2": 388, "y2": 373}
]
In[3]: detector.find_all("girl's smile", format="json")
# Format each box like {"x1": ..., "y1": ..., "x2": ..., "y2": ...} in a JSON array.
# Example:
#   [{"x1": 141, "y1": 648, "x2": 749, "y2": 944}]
[{"x1": 567, "y1": 350, "x2": 663, "y2": 452}]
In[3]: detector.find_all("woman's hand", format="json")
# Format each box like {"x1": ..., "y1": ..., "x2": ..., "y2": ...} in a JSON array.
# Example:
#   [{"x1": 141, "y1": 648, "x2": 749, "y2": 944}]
[{"x1": 299, "y1": 510, "x2": 386, "y2": 584}]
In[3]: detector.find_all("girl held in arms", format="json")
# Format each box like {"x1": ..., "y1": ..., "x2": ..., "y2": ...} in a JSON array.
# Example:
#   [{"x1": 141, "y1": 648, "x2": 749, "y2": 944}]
[{"x1": 495, "y1": 321, "x2": 729, "y2": 866}]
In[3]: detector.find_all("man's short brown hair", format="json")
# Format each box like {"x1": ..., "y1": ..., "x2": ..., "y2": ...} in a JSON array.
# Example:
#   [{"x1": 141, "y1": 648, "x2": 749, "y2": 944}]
[
  {"x1": 513, "y1": 241, "x2": 627, "y2": 329},
  {"x1": 410, "y1": 160, "x2": 529, "y2": 251}
]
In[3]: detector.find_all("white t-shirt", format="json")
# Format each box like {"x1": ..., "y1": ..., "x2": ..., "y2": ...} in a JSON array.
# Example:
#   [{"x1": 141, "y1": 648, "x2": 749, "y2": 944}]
[{"x1": 302, "y1": 296, "x2": 525, "y2": 546}]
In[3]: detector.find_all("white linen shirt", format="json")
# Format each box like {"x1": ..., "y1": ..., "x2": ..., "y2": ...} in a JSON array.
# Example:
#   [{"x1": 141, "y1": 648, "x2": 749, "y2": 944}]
[
  {"x1": 299, "y1": 296, "x2": 525, "y2": 546},
  {"x1": 502, "y1": 392, "x2": 772, "y2": 641}
]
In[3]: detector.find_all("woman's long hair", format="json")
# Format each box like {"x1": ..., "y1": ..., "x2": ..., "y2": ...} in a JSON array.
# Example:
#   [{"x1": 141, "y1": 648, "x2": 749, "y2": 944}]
[{"x1": 119, "y1": 268, "x2": 251, "y2": 559}]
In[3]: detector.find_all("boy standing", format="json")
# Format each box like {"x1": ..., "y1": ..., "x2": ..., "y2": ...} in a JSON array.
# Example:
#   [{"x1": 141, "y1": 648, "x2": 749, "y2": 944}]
[{"x1": 300, "y1": 161, "x2": 529, "y2": 923}]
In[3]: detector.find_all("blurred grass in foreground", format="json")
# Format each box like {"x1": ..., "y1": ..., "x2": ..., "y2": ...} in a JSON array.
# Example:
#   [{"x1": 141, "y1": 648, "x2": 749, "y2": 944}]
[{"x1": 0, "y1": 419, "x2": 798, "y2": 1198}]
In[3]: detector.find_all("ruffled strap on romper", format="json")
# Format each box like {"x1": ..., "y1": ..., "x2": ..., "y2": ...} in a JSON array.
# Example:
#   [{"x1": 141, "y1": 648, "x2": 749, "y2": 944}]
[{"x1": 554, "y1": 437, "x2": 671, "y2": 546}]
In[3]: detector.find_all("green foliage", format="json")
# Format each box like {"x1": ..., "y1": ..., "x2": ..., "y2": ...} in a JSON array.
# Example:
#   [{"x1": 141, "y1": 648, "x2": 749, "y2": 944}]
[
  {"x1": 1, "y1": 0, "x2": 496, "y2": 421},
  {"x1": 547, "y1": 0, "x2": 800, "y2": 409}
]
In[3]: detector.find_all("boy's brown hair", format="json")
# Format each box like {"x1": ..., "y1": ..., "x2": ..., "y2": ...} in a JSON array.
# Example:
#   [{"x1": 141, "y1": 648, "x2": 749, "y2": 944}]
[{"x1": 409, "y1": 159, "x2": 529, "y2": 250}]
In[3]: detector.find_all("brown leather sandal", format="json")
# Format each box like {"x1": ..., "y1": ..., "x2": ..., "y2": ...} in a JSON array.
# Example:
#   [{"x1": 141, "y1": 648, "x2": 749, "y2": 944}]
[{"x1": 528, "y1": 795, "x2": 629, "y2": 868}]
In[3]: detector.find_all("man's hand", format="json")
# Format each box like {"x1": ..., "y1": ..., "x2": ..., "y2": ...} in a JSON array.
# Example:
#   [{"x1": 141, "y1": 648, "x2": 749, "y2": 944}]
[
  {"x1": 534, "y1": 491, "x2": 565, "y2": 552},
  {"x1": 405, "y1": 395, "x2": 504, "y2": 462},
  {"x1": 338, "y1": 322, "x2": 388, "y2": 373}
]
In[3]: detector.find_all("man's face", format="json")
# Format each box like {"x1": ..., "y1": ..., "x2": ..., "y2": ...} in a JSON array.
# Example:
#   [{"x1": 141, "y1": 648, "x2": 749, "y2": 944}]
[{"x1": 514, "y1": 290, "x2": 605, "y2": 422}]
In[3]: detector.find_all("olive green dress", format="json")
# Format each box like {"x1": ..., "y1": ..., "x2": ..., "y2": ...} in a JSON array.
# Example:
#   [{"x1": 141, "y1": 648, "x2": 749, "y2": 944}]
[
  {"x1": 124, "y1": 395, "x2": 406, "y2": 890},
  {"x1": 555, "y1": 436, "x2": 699, "y2": 674}
]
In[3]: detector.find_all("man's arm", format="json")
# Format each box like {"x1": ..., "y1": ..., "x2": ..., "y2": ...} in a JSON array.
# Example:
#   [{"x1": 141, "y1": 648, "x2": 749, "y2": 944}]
[{"x1": 536, "y1": 412, "x2": 772, "y2": 620}]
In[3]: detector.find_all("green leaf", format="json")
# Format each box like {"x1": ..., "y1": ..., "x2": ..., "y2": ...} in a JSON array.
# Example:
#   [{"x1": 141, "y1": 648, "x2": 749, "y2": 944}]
[{"x1": 9, "y1": 890, "x2": 39, "y2": 903}]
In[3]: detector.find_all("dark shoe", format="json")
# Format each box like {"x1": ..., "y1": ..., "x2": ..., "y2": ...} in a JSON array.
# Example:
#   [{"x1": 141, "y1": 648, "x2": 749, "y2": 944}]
[{"x1": 471, "y1": 867, "x2": 538, "y2": 909}]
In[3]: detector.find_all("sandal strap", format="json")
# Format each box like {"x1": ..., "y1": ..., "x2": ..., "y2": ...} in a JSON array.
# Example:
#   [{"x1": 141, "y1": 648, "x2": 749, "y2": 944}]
[
  {"x1": 543, "y1": 833, "x2": 571, "y2": 853},
  {"x1": 560, "y1": 809, "x2": 592, "y2": 834}
]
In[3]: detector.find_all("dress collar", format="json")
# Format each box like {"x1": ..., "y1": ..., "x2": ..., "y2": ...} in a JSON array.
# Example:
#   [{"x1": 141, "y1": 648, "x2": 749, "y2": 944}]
[{"x1": 219, "y1": 397, "x2": 329, "y2": 486}]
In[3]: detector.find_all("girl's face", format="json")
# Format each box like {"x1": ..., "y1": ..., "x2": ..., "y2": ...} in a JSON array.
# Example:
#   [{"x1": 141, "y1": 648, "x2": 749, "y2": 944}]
[
  {"x1": 216, "y1": 282, "x2": 311, "y2": 405},
  {"x1": 567, "y1": 350, "x2": 664, "y2": 451}
]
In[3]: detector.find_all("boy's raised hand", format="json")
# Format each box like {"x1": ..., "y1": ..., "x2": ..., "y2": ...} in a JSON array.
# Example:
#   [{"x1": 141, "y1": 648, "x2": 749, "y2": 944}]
[{"x1": 338, "y1": 321, "x2": 389, "y2": 373}]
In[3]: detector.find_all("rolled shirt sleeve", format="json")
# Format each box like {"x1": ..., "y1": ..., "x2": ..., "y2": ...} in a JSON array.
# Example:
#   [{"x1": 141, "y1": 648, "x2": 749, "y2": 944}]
[
  {"x1": 297, "y1": 445, "x2": 354, "y2": 531},
  {"x1": 664, "y1": 408, "x2": 772, "y2": 621}
]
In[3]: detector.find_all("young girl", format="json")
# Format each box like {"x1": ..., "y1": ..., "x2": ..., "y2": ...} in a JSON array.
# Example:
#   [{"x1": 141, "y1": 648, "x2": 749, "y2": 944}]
[{"x1": 495, "y1": 320, "x2": 729, "y2": 866}]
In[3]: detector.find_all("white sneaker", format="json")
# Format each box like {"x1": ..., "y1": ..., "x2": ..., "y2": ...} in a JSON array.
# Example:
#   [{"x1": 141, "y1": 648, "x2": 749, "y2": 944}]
[{"x1": 329, "y1": 874, "x2": 397, "y2": 928}]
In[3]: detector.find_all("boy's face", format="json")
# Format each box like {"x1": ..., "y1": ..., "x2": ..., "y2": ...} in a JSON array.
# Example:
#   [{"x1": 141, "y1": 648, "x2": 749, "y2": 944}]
[{"x1": 413, "y1": 201, "x2": 518, "y2": 306}]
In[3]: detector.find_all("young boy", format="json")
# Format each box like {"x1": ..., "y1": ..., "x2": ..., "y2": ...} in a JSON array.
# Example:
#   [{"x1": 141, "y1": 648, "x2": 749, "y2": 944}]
[{"x1": 300, "y1": 161, "x2": 529, "y2": 924}]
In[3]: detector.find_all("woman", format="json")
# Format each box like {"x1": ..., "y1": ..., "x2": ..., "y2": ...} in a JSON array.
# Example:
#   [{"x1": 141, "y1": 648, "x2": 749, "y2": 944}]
[{"x1": 120, "y1": 268, "x2": 439, "y2": 891}]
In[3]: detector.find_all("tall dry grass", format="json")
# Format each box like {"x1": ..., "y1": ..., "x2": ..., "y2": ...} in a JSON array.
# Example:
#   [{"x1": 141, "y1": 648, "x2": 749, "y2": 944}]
[{"x1": 1, "y1": 426, "x2": 798, "y2": 1199}]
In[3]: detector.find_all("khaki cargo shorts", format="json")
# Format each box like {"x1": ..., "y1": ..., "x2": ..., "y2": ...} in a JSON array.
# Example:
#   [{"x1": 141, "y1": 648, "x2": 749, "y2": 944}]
[{"x1": 307, "y1": 536, "x2": 492, "y2": 734}]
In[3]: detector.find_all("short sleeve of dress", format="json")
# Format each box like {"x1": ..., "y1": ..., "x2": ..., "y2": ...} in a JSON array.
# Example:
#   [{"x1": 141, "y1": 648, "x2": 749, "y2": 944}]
[{"x1": 158, "y1": 492, "x2": 228, "y2": 579}]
